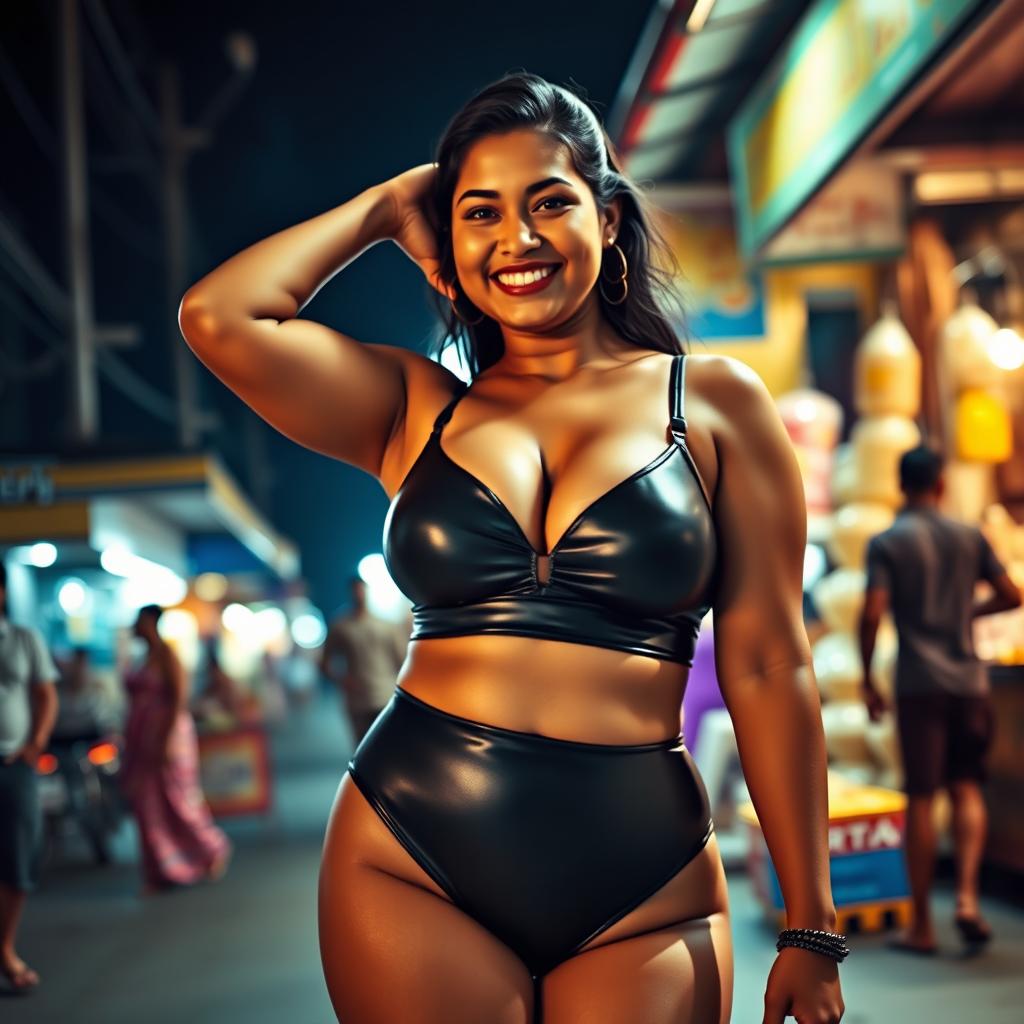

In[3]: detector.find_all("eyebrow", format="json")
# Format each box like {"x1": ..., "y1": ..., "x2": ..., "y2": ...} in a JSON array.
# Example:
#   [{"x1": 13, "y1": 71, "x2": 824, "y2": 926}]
[{"x1": 456, "y1": 176, "x2": 576, "y2": 205}]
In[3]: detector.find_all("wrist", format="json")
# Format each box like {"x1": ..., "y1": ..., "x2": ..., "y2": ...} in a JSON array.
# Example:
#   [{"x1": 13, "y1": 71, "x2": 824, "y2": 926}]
[{"x1": 786, "y1": 909, "x2": 839, "y2": 931}]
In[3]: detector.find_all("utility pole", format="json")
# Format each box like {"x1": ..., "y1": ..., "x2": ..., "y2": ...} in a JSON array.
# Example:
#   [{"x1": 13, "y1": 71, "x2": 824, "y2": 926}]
[
  {"x1": 58, "y1": 0, "x2": 98, "y2": 443},
  {"x1": 160, "y1": 61, "x2": 200, "y2": 450},
  {"x1": 158, "y1": 35, "x2": 257, "y2": 450}
]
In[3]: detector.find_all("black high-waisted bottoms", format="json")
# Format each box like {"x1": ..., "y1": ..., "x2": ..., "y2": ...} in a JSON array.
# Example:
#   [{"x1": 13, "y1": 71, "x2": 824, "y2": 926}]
[{"x1": 347, "y1": 687, "x2": 713, "y2": 982}]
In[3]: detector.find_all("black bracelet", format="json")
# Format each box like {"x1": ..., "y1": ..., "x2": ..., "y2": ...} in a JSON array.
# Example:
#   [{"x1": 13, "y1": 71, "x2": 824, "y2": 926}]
[{"x1": 777, "y1": 927, "x2": 850, "y2": 963}]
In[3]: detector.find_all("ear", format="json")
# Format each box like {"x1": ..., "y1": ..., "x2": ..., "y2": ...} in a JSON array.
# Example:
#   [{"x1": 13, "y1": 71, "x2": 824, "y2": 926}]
[{"x1": 600, "y1": 196, "x2": 623, "y2": 246}]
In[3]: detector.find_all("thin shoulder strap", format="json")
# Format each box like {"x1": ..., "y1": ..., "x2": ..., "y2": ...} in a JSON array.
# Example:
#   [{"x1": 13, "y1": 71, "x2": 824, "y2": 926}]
[
  {"x1": 431, "y1": 382, "x2": 470, "y2": 435},
  {"x1": 669, "y1": 353, "x2": 687, "y2": 441}
]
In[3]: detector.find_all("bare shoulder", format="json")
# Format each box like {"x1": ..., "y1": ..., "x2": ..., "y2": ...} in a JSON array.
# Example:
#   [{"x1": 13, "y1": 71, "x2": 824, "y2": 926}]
[
  {"x1": 683, "y1": 353, "x2": 774, "y2": 430},
  {"x1": 374, "y1": 345, "x2": 466, "y2": 496}
]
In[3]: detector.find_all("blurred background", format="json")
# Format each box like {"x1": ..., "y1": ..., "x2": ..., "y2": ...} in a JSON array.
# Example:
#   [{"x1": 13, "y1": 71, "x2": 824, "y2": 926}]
[{"x1": 1, "y1": 1, "x2": 1023, "y2": 1021}]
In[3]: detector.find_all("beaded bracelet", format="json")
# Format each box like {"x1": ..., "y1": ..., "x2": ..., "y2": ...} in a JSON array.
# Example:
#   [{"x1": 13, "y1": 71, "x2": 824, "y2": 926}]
[{"x1": 776, "y1": 927, "x2": 850, "y2": 963}]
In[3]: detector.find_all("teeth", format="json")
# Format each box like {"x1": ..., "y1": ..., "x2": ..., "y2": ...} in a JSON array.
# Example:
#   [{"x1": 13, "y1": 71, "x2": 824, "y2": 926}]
[{"x1": 497, "y1": 266, "x2": 555, "y2": 286}]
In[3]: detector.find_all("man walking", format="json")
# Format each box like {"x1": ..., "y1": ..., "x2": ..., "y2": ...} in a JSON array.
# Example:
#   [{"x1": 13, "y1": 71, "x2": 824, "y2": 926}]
[
  {"x1": 320, "y1": 577, "x2": 407, "y2": 748},
  {"x1": 0, "y1": 562, "x2": 59, "y2": 993},
  {"x1": 859, "y1": 445, "x2": 1021, "y2": 954}
]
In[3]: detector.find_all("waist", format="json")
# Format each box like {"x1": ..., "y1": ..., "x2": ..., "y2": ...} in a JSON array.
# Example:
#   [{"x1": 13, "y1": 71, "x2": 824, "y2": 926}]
[
  {"x1": 395, "y1": 633, "x2": 689, "y2": 745},
  {"x1": 410, "y1": 596, "x2": 704, "y2": 665}
]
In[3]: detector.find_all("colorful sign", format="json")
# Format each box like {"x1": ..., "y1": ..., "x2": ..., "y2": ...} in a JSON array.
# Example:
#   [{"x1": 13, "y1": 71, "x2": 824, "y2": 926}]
[
  {"x1": 728, "y1": 0, "x2": 984, "y2": 257},
  {"x1": 658, "y1": 207, "x2": 766, "y2": 342},
  {"x1": 198, "y1": 726, "x2": 274, "y2": 817},
  {"x1": 763, "y1": 160, "x2": 906, "y2": 265}
]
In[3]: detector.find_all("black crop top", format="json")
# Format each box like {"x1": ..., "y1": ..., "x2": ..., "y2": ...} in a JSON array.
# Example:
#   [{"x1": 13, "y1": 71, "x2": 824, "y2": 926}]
[{"x1": 383, "y1": 353, "x2": 717, "y2": 664}]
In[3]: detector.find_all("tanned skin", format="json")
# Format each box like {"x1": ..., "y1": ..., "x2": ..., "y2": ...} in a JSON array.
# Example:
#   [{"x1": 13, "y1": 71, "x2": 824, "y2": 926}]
[{"x1": 180, "y1": 129, "x2": 842, "y2": 1023}]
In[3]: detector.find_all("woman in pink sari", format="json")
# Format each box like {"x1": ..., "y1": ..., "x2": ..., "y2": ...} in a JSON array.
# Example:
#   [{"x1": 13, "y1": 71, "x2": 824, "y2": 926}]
[{"x1": 121, "y1": 604, "x2": 231, "y2": 892}]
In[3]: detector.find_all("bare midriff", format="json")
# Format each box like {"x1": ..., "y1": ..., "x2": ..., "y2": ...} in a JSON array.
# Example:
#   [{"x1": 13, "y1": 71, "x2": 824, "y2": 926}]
[{"x1": 395, "y1": 634, "x2": 690, "y2": 746}]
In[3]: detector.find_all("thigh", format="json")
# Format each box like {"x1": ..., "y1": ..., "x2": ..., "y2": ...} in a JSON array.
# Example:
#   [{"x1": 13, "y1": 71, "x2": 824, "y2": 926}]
[
  {"x1": 945, "y1": 696, "x2": 994, "y2": 784},
  {"x1": 545, "y1": 914, "x2": 732, "y2": 1024},
  {"x1": 897, "y1": 694, "x2": 947, "y2": 794},
  {"x1": 319, "y1": 773, "x2": 535, "y2": 1024},
  {"x1": 545, "y1": 837, "x2": 732, "y2": 1023}
]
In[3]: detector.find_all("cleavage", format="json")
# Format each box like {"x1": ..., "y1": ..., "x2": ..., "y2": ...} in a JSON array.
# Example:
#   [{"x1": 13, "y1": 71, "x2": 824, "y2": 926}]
[{"x1": 437, "y1": 422, "x2": 671, "y2": 558}]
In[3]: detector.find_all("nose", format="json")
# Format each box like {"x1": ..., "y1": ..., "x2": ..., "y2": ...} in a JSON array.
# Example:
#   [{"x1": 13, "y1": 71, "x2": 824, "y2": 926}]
[{"x1": 498, "y1": 214, "x2": 541, "y2": 256}]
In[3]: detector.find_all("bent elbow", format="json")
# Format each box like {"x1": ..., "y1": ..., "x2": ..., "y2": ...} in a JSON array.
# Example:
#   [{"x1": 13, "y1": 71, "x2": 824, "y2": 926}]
[{"x1": 178, "y1": 290, "x2": 220, "y2": 350}]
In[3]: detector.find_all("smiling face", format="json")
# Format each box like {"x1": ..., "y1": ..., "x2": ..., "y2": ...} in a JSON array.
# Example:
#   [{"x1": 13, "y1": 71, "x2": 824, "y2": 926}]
[{"x1": 450, "y1": 129, "x2": 619, "y2": 332}]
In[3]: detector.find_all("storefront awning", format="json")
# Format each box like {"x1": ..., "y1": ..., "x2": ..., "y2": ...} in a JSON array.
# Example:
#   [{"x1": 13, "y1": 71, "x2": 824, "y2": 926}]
[{"x1": 0, "y1": 452, "x2": 300, "y2": 580}]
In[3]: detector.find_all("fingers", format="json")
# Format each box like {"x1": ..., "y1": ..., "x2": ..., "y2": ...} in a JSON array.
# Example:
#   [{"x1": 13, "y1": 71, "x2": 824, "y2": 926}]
[{"x1": 762, "y1": 994, "x2": 788, "y2": 1024}]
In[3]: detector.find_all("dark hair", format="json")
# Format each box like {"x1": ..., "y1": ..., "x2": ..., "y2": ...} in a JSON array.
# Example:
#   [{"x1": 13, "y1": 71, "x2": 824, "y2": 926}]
[
  {"x1": 138, "y1": 603, "x2": 165, "y2": 624},
  {"x1": 899, "y1": 445, "x2": 944, "y2": 494},
  {"x1": 0, "y1": 561, "x2": 6, "y2": 589},
  {"x1": 427, "y1": 72, "x2": 688, "y2": 377}
]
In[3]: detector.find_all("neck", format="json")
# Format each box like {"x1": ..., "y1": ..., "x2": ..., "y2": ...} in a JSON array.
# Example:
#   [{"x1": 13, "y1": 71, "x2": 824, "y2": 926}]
[
  {"x1": 904, "y1": 493, "x2": 939, "y2": 511},
  {"x1": 492, "y1": 296, "x2": 629, "y2": 381}
]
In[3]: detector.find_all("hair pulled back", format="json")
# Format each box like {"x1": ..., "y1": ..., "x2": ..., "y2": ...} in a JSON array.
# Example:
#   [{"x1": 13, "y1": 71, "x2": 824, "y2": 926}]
[{"x1": 428, "y1": 72, "x2": 688, "y2": 377}]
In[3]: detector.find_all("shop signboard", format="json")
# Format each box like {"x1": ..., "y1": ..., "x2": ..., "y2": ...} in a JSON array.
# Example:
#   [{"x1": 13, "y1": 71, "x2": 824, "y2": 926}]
[
  {"x1": 197, "y1": 726, "x2": 274, "y2": 817},
  {"x1": 762, "y1": 160, "x2": 906, "y2": 266},
  {"x1": 728, "y1": 0, "x2": 985, "y2": 258}
]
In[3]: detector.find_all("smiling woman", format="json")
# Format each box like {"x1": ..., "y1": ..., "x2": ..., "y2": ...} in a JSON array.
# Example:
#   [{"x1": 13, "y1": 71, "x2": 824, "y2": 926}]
[
  {"x1": 178, "y1": 71, "x2": 844, "y2": 1024},
  {"x1": 426, "y1": 75, "x2": 686, "y2": 377}
]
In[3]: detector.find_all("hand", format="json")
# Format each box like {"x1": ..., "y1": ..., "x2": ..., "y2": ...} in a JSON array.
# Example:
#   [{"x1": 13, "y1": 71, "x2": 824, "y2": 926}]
[
  {"x1": 378, "y1": 164, "x2": 454, "y2": 299},
  {"x1": 860, "y1": 681, "x2": 888, "y2": 722},
  {"x1": 4, "y1": 738, "x2": 45, "y2": 767},
  {"x1": 763, "y1": 946, "x2": 844, "y2": 1023}
]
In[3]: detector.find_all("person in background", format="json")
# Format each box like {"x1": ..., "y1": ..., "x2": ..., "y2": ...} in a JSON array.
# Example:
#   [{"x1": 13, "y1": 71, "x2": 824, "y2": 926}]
[
  {"x1": 0, "y1": 562, "x2": 59, "y2": 993},
  {"x1": 193, "y1": 637, "x2": 257, "y2": 728},
  {"x1": 52, "y1": 647, "x2": 119, "y2": 741},
  {"x1": 859, "y1": 445, "x2": 1022, "y2": 955},
  {"x1": 319, "y1": 577, "x2": 407, "y2": 748},
  {"x1": 120, "y1": 604, "x2": 232, "y2": 894}
]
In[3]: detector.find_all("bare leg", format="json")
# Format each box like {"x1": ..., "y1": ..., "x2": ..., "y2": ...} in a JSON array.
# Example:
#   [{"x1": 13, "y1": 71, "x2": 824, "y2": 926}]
[
  {"x1": 901, "y1": 794, "x2": 938, "y2": 949},
  {"x1": 0, "y1": 883, "x2": 39, "y2": 990},
  {"x1": 948, "y1": 780, "x2": 991, "y2": 941},
  {"x1": 545, "y1": 913, "x2": 732, "y2": 1023},
  {"x1": 319, "y1": 776, "x2": 534, "y2": 1023}
]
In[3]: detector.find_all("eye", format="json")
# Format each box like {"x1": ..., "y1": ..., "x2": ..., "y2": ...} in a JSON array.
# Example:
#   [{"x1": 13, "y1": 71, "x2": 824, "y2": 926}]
[
  {"x1": 536, "y1": 196, "x2": 571, "y2": 211},
  {"x1": 463, "y1": 207, "x2": 497, "y2": 221}
]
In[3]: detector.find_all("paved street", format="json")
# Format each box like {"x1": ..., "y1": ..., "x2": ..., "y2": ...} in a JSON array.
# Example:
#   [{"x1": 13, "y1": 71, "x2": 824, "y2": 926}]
[{"x1": 8, "y1": 689, "x2": 1024, "y2": 1023}]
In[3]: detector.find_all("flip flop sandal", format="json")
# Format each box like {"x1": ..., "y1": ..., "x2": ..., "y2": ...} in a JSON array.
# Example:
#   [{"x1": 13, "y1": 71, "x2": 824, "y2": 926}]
[{"x1": 954, "y1": 915, "x2": 993, "y2": 947}]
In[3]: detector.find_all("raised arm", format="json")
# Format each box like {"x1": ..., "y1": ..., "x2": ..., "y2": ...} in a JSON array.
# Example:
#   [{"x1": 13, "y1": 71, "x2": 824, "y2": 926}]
[
  {"x1": 178, "y1": 166, "x2": 458, "y2": 477},
  {"x1": 706, "y1": 357, "x2": 843, "y2": 1024}
]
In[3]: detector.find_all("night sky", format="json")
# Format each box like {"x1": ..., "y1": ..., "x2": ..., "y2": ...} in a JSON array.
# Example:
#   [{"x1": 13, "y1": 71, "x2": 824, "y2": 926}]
[{"x1": 1, "y1": 0, "x2": 657, "y2": 617}]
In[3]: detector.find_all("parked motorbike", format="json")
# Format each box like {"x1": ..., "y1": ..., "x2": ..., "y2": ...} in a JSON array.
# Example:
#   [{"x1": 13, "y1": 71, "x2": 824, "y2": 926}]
[{"x1": 38, "y1": 732, "x2": 125, "y2": 865}]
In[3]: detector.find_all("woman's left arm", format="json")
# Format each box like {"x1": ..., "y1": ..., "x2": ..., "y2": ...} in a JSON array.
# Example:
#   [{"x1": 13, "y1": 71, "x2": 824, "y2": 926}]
[{"x1": 706, "y1": 357, "x2": 844, "y2": 1024}]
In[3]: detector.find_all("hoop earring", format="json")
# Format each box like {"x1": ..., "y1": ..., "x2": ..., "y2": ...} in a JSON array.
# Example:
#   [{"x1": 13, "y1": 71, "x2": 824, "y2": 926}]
[
  {"x1": 449, "y1": 294, "x2": 484, "y2": 326},
  {"x1": 599, "y1": 243, "x2": 628, "y2": 306}
]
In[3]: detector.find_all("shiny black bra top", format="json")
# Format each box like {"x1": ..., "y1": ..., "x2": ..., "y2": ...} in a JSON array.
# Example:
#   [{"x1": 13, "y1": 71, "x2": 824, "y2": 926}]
[{"x1": 383, "y1": 352, "x2": 717, "y2": 665}]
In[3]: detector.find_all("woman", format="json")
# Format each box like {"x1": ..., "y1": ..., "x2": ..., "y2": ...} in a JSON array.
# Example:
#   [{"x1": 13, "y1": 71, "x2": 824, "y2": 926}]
[
  {"x1": 179, "y1": 74, "x2": 845, "y2": 1023},
  {"x1": 121, "y1": 605, "x2": 231, "y2": 892}
]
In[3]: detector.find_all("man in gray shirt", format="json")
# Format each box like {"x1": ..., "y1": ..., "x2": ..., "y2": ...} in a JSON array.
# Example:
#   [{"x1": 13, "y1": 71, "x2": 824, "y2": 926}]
[
  {"x1": 860, "y1": 445, "x2": 1021, "y2": 956},
  {"x1": 320, "y1": 577, "x2": 407, "y2": 748},
  {"x1": 0, "y1": 562, "x2": 59, "y2": 992}
]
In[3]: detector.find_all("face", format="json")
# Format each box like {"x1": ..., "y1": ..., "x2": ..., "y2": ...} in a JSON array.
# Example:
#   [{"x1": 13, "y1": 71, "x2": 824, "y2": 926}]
[{"x1": 450, "y1": 129, "x2": 620, "y2": 331}]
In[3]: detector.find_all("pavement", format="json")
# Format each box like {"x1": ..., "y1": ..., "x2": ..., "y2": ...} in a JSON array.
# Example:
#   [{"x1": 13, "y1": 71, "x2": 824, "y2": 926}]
[{"x1": 7, "y1": 688, "x2": 1023, "y2": 1023}]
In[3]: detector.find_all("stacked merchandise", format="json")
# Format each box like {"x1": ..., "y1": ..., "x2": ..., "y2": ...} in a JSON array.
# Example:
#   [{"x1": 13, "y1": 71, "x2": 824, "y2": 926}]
[{"x1": 812, "y1": 312, "x2": 921, "y2": 789}]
